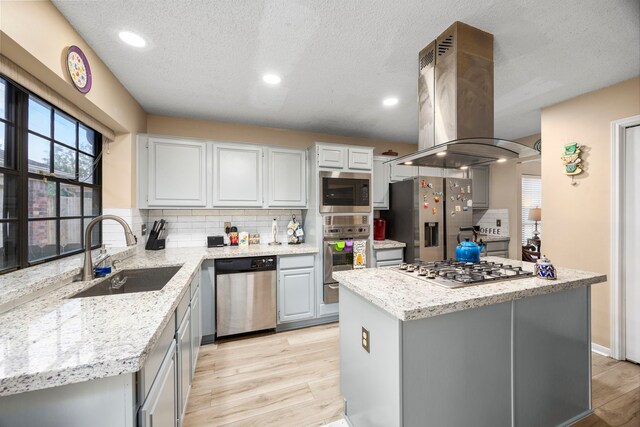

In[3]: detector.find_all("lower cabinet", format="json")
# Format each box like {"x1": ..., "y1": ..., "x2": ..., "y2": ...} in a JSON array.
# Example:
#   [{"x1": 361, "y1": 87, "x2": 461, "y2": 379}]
[
  {"x1": 177, "y1": 307, "x2": 191, "y2": 427},
  {"x1": 278, "y1": 255, "x2": 316, "y2": 324},
  {"x1": 190, "y1": 284, "x2": 201, "y2": 380},
  {"x1": 373, "y1": 247, "x2": 404, "y2": 268},
  {"x1": 139, "y1": 340, "x2": 177, "y2": 427}
]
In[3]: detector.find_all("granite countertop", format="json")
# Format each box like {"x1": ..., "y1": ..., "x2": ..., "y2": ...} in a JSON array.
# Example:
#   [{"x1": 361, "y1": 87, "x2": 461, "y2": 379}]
[
  {"x1": 0, "y1": 243, "x2": 318, "y2": 397},
  {"x1": 333, "y1": 256, "x2": 606, "y2": 322},
  {"x1": 372, "y1": 240, "x2": 406, "y2": 250}
]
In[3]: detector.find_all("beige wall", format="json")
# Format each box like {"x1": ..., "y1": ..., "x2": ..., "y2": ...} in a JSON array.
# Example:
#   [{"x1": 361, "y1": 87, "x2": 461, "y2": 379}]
[
  {"x1": 147, "y1": 115, "x2": 418, "y2": 156},
  {"x1": 541, "y1": 76, "x2": 640, "y2": 348},
  {"x1": 488, "y1": 134, "x2": 541, "y2": 258},
  {"x1": 0, "y1": 0, "x2": 147, "y2": 208}
]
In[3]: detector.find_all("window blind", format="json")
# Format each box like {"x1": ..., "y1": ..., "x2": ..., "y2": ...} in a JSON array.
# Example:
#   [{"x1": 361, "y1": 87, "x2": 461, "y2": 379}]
[{"x1": 521, "y1": 175, "x2": 542, "y2": 244}]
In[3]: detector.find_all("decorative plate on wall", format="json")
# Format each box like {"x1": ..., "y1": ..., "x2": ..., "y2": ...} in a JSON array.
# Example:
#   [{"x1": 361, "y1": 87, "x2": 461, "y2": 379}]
[{"x1": 66, "y1": 45, "x2": 92, "y2": 93}]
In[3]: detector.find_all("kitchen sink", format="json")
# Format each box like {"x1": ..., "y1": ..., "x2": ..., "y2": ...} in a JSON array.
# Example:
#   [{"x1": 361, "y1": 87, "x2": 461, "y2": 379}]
[{"x1": 69, "y1": 265, "x2": 182, "y2": 298}]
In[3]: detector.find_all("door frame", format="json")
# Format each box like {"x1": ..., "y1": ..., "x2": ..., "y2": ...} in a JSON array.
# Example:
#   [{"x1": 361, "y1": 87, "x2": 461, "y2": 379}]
[{"x1": 610, "y1": 114, "x2": 640, "y2": 360}]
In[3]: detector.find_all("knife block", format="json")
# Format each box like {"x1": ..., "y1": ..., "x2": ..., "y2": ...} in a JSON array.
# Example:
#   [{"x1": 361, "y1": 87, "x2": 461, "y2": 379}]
[{"x1": 145, "y1": 230, "x2": 166, "y2": 250}]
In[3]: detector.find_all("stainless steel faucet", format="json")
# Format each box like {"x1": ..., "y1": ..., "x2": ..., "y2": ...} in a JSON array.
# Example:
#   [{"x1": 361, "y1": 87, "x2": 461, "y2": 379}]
[{"x1": 82, "y1": 215, "x2": 137, "y2": 281}]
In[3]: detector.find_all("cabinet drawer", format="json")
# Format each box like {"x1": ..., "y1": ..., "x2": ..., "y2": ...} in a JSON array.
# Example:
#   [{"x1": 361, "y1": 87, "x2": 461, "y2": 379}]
[
  {"x1": 279, "y1": 254, "x2": 315, "y2": 270},
  {"x1": 485, "y1": 240, "x2": 509, "y2": 251},
  {"x1": 375, "y1": 248, "x2": 404, "y2": 262},
  {"x1": 138, "y1": 312, "x2": 176, "y2": 402}
]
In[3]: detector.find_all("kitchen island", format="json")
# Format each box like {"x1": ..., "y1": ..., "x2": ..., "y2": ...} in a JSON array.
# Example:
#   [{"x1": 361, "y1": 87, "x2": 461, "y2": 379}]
[{"x1": 333, "y1": 258, "x2": 606, "y2": 427}]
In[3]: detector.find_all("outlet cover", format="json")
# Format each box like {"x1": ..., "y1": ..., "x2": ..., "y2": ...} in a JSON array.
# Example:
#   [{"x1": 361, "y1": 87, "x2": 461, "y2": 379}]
[
  {"x1": 496, "y1": 219, "x2": 502, "y2": 227},
  {"x1": 141, "y1": 224, "x2": 147, "y2": 236},
  {"x1": 362, "y1": 327, "x2": 370, "y2": 353}
]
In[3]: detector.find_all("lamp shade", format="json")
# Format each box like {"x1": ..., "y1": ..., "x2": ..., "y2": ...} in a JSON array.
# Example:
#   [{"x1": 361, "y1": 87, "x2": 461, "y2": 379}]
[{"x1": 528, "y1": 208, "x2": 542, "y2": 221}]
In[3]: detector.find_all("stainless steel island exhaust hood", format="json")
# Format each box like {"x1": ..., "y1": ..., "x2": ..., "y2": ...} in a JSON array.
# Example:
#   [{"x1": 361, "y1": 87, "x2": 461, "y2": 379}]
[{"x1": 390, "y1": 22, "x2": 539, "y2": 168}]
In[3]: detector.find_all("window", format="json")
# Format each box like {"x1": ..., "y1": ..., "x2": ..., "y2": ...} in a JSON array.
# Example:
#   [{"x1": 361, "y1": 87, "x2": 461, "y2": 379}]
[
  {"x1": 521, "y1": 175, "x2": 541, "y2": 244},
  {"x1": 0, "y1": 75, "x2": 102, "y2": 274}
]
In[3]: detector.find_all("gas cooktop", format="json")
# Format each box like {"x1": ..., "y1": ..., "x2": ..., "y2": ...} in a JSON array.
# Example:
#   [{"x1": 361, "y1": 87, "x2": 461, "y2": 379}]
[{"x1": 392, "y1": 260, "x2": 533, "y2": 289}]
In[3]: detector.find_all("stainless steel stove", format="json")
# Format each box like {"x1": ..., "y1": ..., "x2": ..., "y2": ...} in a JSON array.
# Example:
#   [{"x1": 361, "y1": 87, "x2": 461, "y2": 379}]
[{"x1": 392, "y1": 259, "x2": 533, "y2": 289}]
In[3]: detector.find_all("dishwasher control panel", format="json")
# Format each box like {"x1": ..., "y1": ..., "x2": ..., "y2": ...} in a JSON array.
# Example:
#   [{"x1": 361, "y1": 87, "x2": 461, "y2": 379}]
[{"x1": 251, "y1": 258, "x2": 275, "y2": 269}]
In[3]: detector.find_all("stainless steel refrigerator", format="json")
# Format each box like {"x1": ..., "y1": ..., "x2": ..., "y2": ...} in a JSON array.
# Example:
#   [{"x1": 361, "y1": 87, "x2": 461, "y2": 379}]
[{"x1": 382, "y1": 176, "x2": 473, "y2": 263}]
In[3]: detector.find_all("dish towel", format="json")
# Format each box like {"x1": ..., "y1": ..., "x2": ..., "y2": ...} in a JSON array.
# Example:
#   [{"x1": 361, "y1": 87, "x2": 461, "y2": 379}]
[{"x1": 353, "y1": 240, "x2": 367, "y2": 269}]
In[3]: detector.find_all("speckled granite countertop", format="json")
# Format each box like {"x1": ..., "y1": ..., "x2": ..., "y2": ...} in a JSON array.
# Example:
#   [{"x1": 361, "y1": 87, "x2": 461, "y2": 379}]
[
  {"x1": 333, "y1": 256, "x2": 606, "y2": 322},
  {"x1": 372, "y1": 240, "x2": 406, "y2": 250},
  {"x1": 0, "y1": 244, "x2": 317, "y2": 397}
]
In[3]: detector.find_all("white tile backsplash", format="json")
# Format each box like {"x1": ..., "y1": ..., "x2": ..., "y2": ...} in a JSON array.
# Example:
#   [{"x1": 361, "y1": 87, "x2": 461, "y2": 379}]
[
  {"x1": 143, "y1": 209, "x2": 304, "y2": 248},
  {"x1": 101, "y1": 208, "x2": 148, "y2": 247},
  {"x1": 475, "y1": 208, "x2": 509, "y2": 237}
]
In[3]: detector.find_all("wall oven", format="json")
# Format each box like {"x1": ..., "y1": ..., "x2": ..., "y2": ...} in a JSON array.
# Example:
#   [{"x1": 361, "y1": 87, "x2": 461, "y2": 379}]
[
  {"x1": 323, "y1": 215, "x2": 370, "y2": 304},
  {"x1": 319, "y1": 171, "x2": 372, "y2": 213}
]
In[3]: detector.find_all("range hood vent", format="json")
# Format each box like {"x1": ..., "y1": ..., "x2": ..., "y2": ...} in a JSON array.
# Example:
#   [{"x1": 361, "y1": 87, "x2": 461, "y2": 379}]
[{"x1": 405, "y1": 21, "x2": 539, "y2": 169}]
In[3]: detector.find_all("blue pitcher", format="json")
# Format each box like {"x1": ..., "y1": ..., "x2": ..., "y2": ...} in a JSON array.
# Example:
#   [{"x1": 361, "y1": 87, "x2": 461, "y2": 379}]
[{"x1": 455, "y1": 238, "x2": 485, "y2": 263}]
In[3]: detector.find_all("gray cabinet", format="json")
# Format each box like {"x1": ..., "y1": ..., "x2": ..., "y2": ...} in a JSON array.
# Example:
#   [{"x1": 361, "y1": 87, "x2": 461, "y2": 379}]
[
  {"x1": 212, "y1": 144, "x2": 263, "y2": 207},
  {"x1": 146, "y1": 137, "x2": 207, "y2": 207},
  {"x1": 373, "y1": 247, "x2": 404, "y2": 267},
  {"x1": 470, "y1": 167, "x2": 490, "y2": 209},
  {"x1": 318, "y1": 145, "x2": 346, "y2": 169},
  {"x1": 390, "y1": 163, "x2": 418, "y2": 182},
  {"x1": 267, "y1": 147, "x2": 307, "y2": 207},
  {"x1": 200, "y1": 261, "x2": 215, "y2": 341},
  {"x1": 176, "y1": 307, "x2": 191, "y2": 427},
  {"x1": 139, "y1": 340, "x2": 177, "y2": 427},
  {"x1": 373, "y1": 156, "x2": 390, "y2": 209},
  {"x1": 278, "y1": 256, "x2": 315, "y2": 324},
  {"x1": 348, "y1": 147, "x2": 373, "y2": 170},
  {"x1": 190, "y1": 284, "x2": 201, "y2": 380}
]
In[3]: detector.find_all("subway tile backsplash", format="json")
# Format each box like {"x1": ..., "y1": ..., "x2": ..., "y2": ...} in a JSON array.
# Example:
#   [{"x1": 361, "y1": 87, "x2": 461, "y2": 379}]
[{"x1": 144, "y1": 209, "x2": 303, "y2": 248}]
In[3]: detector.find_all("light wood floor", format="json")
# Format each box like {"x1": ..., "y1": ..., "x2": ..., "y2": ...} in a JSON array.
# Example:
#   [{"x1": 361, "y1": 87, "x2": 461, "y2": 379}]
[
  {"x1": 572, "y1": 353, "x2": 640, "y2": 427},
  {"x1": 183, "y1": 323, "x2": 343, "y2": 427},
  {"x1": 184, "y1": 323, "x2": 639, "y2": 427}
]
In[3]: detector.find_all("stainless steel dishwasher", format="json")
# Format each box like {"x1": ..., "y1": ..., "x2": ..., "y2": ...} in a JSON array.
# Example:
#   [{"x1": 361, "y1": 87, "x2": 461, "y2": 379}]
[{"x1": 215, "y1": 256, "x2": 277, "y2": 338}]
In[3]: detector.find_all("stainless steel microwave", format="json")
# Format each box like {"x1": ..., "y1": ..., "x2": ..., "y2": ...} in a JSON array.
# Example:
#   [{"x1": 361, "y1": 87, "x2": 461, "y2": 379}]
[{"x1": 319, "y1": 171, "x2": 371, "y2": 213}]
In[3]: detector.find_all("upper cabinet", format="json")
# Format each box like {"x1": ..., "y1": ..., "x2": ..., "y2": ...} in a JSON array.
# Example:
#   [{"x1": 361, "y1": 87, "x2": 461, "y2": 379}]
[
  {"x1": 390, "y1": 163, "x2": 417, "y2": 182},
  {"x1": 470, "y1": 166, "x2": 490, "y2": 209},
  {"x1": 348, "y1": 148, "x2": 373, "y2": 170},
  {"x1": 146, "y1": 137, "x2": 207, "y2": 207},
  {"x1": 318, "y1": 145, "x2": 346, "y2": 169},
  {"x1": 373, "y1": 156, "x2": 391, "y2": 210},
  {"x1": 213, "y1": 144, "x2": 263, "y2": 207},
  {"x1": 267, "y1": 147, "x2": 307, "y2": 207},
  {"x1": 138, "y1": 135, "x2": 308, "y2": 209},
  {"x1": 317, "y1": 144, "x2": 373, "y2": 171}
]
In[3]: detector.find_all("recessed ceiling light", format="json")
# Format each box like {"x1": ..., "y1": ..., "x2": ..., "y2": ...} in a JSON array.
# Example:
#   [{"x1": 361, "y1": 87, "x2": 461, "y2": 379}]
[
  {"x1": 383, "y1": 97, "x2": 399, "y2": 106},
  {"x1": 497, "y1": 158, "x2": 507, "y2": 163},
  {"x1": 404, "y1": 161, "x2": 413, "y2": 165},
  {"x1": 460, "y1": 166, "x2": 468, "y2": 170},
  {"x1": 118, "y1": 31, "x2": 146, "y2": 48},
  {"x1": 263, "y1": 74, "x2": 281, "y2": 85},
  {"x1": 436, "y1": 152, "x2": 447, "y2": 157}
]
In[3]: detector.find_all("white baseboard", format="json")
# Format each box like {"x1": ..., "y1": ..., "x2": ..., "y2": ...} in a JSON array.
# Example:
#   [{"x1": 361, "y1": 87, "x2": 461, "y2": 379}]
[{"x1": 591, "y1": 343, "x2": 611, "y2": 356}]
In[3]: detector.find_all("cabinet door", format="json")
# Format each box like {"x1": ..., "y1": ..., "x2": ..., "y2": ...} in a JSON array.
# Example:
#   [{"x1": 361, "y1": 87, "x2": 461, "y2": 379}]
[
  {"x1": 140, "y1": 341, "x2": 177, "y2": 427},
  {"x1": 373, "y1": 157, "x2": 390, "y2": 209},
  {"x1": 348, "y1": 147, "x2": 373, "y2": 170},
  {"x1": 213, "y1": 144, "x2": 263, "y2": 206},
  {"x1": 278, "y1": 267, "x2": 315, "y2": 323},
  {"x1": 267, "y1": 148, "x2": 307, "y2": 207},
  {"x1": 420, "y1": 166, "x2": 444, "y2": 177},
  {"x1": 177, "y1": 309, "x2": 191, "y2": 426},
  {"x1": 190, "y1": 286, "x2": 201, "y2": 380},
  {"x1": 390, "y1": 163, "x2": 418, "y2": 182},
  {"x1": 318, "y1": 145, "x2": 346, "y2": 169},
  {"x1": 470, "y1": 167, "x2": 490, "y2": 208},
  {"x1": 148, "y1": 137, "x2": 207, "y2": 207}
]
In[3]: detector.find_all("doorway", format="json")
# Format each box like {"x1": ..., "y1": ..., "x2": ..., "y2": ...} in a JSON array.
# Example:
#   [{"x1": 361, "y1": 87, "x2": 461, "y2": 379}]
[{"x1": 611, "y1": 116, "x2": 640, "y2": 362}]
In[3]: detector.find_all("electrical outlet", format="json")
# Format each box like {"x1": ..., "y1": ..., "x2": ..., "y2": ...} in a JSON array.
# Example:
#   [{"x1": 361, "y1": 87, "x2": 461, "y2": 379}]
[
  {"x1": 362, "y1": 327, "x2": 370, "y2": 353},
  {"x1": 496, "y1": 219, "x2": 502, "y2": 227},
  {"x1": 141, "y1": 224, "x2": 147, "y2": 236},
  {"x1": 224, "y1": 222, "x2": 231, "y2": 233}
]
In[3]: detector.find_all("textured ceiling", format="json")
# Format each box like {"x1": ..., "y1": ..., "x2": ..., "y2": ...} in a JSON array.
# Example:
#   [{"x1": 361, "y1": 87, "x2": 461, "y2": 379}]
[{"x1": 52, "y1": 0, "x2": 640, "y2": 143}]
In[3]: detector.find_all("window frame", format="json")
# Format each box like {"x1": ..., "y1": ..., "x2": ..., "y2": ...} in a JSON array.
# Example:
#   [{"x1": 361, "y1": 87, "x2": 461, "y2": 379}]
[
  {"x1": 1, "y1": 74, "x2": 102, "y2": 274},
  {"x1": 521, "y1": 174, "x2": 542, "y2": 244}
]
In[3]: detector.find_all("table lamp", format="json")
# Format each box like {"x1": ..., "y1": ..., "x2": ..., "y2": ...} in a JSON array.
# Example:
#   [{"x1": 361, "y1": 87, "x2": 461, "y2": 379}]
[{"x1": 528, "y1": 208, "x2": 542, "y2": 238}]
